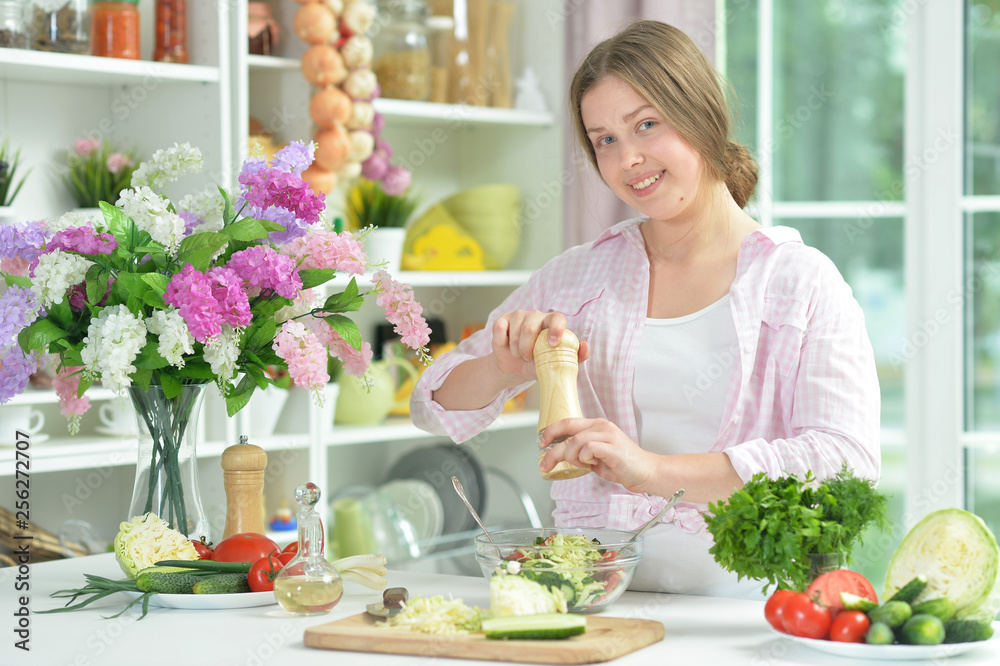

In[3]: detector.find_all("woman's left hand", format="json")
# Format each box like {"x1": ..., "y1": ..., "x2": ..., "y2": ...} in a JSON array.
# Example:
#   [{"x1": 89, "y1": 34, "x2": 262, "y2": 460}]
[{"x1": 539, "y1": 418, "x2": 655, "y2": 492}]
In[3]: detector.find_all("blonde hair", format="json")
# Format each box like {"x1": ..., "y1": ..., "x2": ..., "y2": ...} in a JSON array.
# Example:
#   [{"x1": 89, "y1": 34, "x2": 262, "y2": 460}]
[{"x1": 569, "y1": 20, "x2": 757, "y2": 208}]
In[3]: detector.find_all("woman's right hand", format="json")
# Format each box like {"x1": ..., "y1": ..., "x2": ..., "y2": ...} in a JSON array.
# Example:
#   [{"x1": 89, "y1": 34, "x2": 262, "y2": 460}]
[{"x1": 490, "y1": 310, "x2": 590, "y2": 384}]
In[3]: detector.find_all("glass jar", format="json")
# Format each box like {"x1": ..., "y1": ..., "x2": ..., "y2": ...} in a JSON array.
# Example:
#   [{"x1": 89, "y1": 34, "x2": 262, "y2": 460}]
[
  {"x1": 153, "y1": 0, "x2": 186, "y2": 63},
  {"x1": 91, "y1": 0, "x2": 139, "y2": 60},
  {"x1": 372, "y1": 0, "x2": 431, "y2": 101},
  {"x1": 30, "y1": 0, "x2": 89, "y2": 54},
  {"x1": 0, "y1": 0, "x2": 30, "y2": 49},
  {"x1": 426, "y1": 14, "x2": 453, "y2": 103}
]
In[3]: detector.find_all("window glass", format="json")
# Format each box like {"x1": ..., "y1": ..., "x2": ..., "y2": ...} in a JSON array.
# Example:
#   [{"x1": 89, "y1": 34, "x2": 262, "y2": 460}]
[
  {"x1": 967, "y1": 213, "x2": 1000, "y2": 430},
  {"x1": 780, "y1": 218, "x2": 905, "y2": 426},
  {"x1": 967, "y1": 1, "x2": 1000, "y2": 195},
  {"x1": 968, "y1": 449, "x2": 1000, "y2": 542},
  {"x1": 723, "y1": 0, "x2": 759, "y2": 156},
  {"x1": 772, "y1": 0, "x2": 905, "y2": 201}
]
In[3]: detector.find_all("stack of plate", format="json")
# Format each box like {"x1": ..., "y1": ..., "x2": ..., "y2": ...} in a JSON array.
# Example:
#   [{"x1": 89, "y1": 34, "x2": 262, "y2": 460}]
[
  {"x1": 379, "y1": 479, "x2": 444, "y2": 544},
  {"x1": 384, "y1": 444, "x2": 487, "y2": 537}
]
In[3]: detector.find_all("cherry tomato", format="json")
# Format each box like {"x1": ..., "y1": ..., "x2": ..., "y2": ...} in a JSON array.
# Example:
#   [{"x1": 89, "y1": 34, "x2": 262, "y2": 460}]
[
  {"x1": 764, "y1": 589, "x2": 799, "y2": 632},
  {"x1": 281, "y1": 542, "x2": 298, "y2": 556},
  {"x1": 212, "y1": 532, "x2": 279, "y2": 563},
  {"x1": 248, "y1": 553, "x2": 285, "y2": 593},
  {"x1": 277, "y1": 551, "x2": 296, "y2": 567},
  {"x1": 806, "y1": 569, "x2": 878, "y2": 613},
  {"x1": 782, "y1": 592, "x2": 833, "y2": 640},
  {"x1": 190, "y1": 537, "x2": 214, "y2": 560},
  {"x1": 829, "y1": 610, "x2": 871, "y2": 643}
]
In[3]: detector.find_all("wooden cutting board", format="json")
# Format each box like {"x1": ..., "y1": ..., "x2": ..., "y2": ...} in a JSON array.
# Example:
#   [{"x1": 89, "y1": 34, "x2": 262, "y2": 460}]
[{"x1": 304, "y1": 612, "x2": 665, "y2": 664}]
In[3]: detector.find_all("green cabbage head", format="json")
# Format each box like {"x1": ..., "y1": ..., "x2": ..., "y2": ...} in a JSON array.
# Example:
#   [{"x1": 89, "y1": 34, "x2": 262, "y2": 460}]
[
  {"x1": 114, "y1": 513, "x2": 198, "y2": 578},
  {"x1": 884, "y1": 508, "x2": 1000, "y2": 622},
  {"x1": 490, "y1": 573, "x2": 568, "y2": 617}
]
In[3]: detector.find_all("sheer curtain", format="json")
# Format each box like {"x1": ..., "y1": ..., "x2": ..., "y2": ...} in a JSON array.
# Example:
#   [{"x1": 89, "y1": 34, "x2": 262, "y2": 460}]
[{"x1": 563, "y1": 1, "x2": 717, "y2": 246}]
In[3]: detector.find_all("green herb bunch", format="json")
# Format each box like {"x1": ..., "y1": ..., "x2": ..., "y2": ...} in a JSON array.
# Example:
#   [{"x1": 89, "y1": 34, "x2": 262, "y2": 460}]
[
  {"x1": 62, "y1": 136, "x2": 139, "y2": 208},
  {"x1": 704, "y1": 465, "x2": 890, "y2": 594},
  {"x1": 346, "y1": 178, "x2": 420, "y2": 229},
  {"x1": 0, "y1": 138, "x2": 29, "y2": 207}
]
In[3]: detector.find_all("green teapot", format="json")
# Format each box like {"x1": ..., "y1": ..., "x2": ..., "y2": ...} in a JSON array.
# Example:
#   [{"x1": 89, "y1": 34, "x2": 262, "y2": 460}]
[{"x1": 335, "y1": 356, "x2": 419, "y2": 425}]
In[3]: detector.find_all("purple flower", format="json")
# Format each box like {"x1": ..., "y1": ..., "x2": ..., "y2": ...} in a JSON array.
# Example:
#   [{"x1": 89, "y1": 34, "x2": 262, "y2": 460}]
[
  {"x1": 381, "y1": 166, "x2": 412, "y2": 196},
  {"x1": 0, "y1": 221, "x2": 49, "y2": 262},
  {"x1": 239, "y1": 167, "x2": 326, "y2": 225},
  {"x1": 242, "y1": 204, "x2": 309, "y2": 245},
  {"x1": 48, "y1": 226, "x2": 117, "y2": 256},
  {"x1": 0, "y1": 344, "x2": 37, "y2": 403},
  {"x1": 270, "y1": 141, "x2": 315, "y2": 174},
  {"x1": 179, "y1": 210, "x2": 204, "y2": 235},
  {"x1": 226, "y1": 246, "x2": 302, "y2": 299},
  {"x1": 238, "y1": 156, "x2": 269, "y2": 182},
  {"x1": 0, "y1": 285, "x2": 38, "y2": 347}
]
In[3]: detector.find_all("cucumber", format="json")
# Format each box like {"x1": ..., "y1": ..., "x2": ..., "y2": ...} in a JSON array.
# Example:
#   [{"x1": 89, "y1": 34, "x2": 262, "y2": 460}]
[
  {"x1": 135, "y1": 566, "x2": 206, "y2": 594},
  {"x1": 841, "y1": 592, "x2": 878, "y2": 612},
  {"x1": 483, "y1": 614, "x2": 587, "y2": 640},
  {"x1": 865, "y1": 622, "x2": 896, "y2": 645},
  {"x1": 157, "y1": 559, "x2": 252, "y2": 574},
  {"x1": 899, "y1": 614, "x2": 945, "y2": 645},
  {"x1": 191, "y1": 573, "x2": 251, "y2": 595},
  {"x1": 868, "y1": 600, "x2": 912, "y2": 628},
  {"x1": 943, "y1": 619, "x2": 995, "y2": 644},
  {"x1": 887, "y1": 575, "x2": 928, "y2": 603},
  {"x1": 910, "y1": 598, "x2": 956, "y2": 622}
]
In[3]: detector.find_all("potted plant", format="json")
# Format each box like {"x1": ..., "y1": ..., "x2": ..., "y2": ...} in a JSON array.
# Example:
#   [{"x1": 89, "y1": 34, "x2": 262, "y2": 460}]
[
  {"x1": 61, "y1": 136, "x2": 139, "y2": 213},
  {"x1": 0, "y1": 138, "x2": 29, "y2": 220},
  {"x1": 346, "y1": 177, "x2": 420, "y2": 274},
  {"x1": 704, "y1": 465, "x2": 890, "y2": 594}
]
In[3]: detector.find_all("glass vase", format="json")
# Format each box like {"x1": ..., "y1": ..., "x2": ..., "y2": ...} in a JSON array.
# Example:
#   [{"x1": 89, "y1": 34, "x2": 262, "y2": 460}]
[{"x1": 127, "y1": 383, "x2": 210, "y2": 541}]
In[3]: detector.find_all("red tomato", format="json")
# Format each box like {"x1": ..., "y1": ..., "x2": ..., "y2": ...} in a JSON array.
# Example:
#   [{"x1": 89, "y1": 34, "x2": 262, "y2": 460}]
[
  {"x1": 782, "y1": 592, "x2": 833, "y2": 640},
  {"x1": 764, "y1": 589, "x2": 799, "y2": 632},
  {"x1": 829, "y1": 610, "x2": 871, "y2": 643},
  {"x1": 190, "y1": 537, "x2": 214, "y2": 560},
  {"x1": 277, "y1": 551, "x2": 296, "y2": 567},
  {"x1": 248, "y1": 553, "x2": 285, "y2": 593},
  {"x1": 806, "y1": 569, "x2": 878, "y2": 612},
  {"x1": 212, "y1": 532, "x2": 279, "y2": 563},
  {"x1": 281, "y1": 542, "x2": 298, "y2": 556}
]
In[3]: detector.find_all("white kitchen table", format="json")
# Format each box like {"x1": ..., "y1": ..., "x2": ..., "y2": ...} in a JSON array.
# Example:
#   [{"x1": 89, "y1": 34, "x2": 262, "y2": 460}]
[{"x1": 1, "y1": 553, "x2": 997, "y2": 666}]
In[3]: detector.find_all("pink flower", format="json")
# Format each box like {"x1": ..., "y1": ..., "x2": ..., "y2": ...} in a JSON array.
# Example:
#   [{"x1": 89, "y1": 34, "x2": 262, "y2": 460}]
[
  {"x1": 380, "y1": 165, "x2": 411, "y2": 196},
  {"x1": 53, "y1": 365, "x2": 91, "y2": 420},
  {"x1": 106, "y1": 152, "x2": 132, "y2": 175},
  {"x1": 370, "y1": 269, "x2": 431, "y2": 350},
  {"x1": 207, "y1": 267, "x2": 252, "y2": 330},
  {"x1": 273, "y1": 320, "x2": 330, "y2": 390},
  {"x1": 73, "y1": 137, "x2": 100, "y2": 156},
  {"x1": 165, "y1": 265, "x2": 224, "y2": 342},
  {"x1": 282, "y1": 230, "x2": 367, "y2": 275},
  {"x1": 225, "y1": 245, "x2": 302, "y2": 299},
  {"x1": 48, "y1": 227, "x2": 117, "y2": 256},
  {"x1": 239, "y1": 167, "x2": 326, "y2": 225}
]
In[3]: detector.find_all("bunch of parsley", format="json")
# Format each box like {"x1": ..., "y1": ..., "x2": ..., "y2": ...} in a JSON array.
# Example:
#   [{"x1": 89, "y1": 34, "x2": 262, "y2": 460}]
[{"x1": 704, "y1": 465, "x2": 890, "y2": 594}]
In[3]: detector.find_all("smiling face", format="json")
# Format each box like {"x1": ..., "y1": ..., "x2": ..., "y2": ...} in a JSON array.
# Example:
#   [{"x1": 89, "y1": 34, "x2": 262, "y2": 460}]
[{"x1": 581, "y1": 76, "x2": 706, "y2": 224}]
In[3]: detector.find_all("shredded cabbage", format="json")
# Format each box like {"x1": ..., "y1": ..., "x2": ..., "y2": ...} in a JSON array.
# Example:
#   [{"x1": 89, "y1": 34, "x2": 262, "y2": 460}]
[
  {"x1": 884, "y1": 508, "x2": 1000, "y2": 622},
  {"x1": 490, "y1": 573, "x2": 567, "y2": 617},
  {"x1": 114, "y1": 513, "x2": 198, "y2": 579},
  {"x1": 378, "y1": 595, "x2": 487, "y2": 635}
]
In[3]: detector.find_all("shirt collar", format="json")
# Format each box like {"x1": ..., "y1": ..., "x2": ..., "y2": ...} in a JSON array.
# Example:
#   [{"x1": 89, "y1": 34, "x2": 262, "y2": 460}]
[{"x1": 592, "y1": 219, "x2": 803, "y2": 250}]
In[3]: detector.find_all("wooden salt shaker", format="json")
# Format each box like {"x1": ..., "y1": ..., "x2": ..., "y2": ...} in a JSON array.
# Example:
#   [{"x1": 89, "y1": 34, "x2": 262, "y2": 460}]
[
  {"x1": 534, "y1": 329, "x2": 592, "y2": 481},
  {"x1": 221, "y1": 435, "x2": 268, "y2": 538}
]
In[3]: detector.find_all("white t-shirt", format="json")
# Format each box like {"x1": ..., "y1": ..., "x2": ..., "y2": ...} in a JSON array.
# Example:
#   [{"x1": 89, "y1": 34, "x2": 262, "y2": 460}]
[{"x1": 630, "y1": 295, "x2": 763, "y2": 599}]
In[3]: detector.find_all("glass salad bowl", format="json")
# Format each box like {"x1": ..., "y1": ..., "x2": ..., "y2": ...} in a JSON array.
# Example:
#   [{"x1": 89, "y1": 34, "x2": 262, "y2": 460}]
[{"x1": 474, "y1": 528, "x2": 644, "y2": 613}]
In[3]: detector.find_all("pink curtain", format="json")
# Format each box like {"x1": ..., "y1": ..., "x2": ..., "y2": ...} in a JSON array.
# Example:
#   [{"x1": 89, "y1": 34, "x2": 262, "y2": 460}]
[{"x1": 563, "y1": 1, "x2": 717, "y2": 247}]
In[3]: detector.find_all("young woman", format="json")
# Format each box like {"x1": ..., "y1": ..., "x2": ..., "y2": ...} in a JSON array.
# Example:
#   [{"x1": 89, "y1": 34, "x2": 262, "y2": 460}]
[{"x1": 410, "y1": 20, "x2": 880, "y2": 598}]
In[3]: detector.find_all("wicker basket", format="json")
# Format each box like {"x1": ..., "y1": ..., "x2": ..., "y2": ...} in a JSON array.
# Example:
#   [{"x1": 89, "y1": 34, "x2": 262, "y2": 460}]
[{"x1": 0, "y1": 506, "x2": 88, "y2": 565}]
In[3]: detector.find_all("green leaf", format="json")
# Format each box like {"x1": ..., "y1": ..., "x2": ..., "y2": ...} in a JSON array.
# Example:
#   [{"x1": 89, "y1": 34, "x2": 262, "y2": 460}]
[
  {"x1": 76, "y1": 373, "x2": 94, "y2": 398},
  {"x1": 159, "y1": 373, "x2": 182, "y2": 399},
  {"x1": 322, "y1": 278, "x2": 365, "y2": 313},
  {"x1": 298, "y1": 268, "x2": 336, "y2": 290},
  {"x1": 134, "y1": 339, "x2": 168, "y2": 369},
  {"x1": 3, "y1": 274, "x2": 31, "y2": 289},
  {"x1": 246, "y1": 319, "x2": 276, "y2": 351},
  {"x1": 176, "y1": 233, "x2": 230, "y2": 271},
  {"x1": 178, "y1": 361, "x2": 215, "y2": 380},
  {"x1": 324, "y1": 314, "x2": 363, "y2": 350},
  {"x1": 245, "y1": 364, "x2": 268, "y2": 389},
  {"x1": 19, "y1": 319, "x2": 68, "y2": 351},
  {"x1": 133, "y1": 367, "x2": 153, "y2": 391},
  {"x1": 225, "y1": 376, "x2": 256, "y2": 417},
  {"x1": 85, "y1": 264, "x2": 111, "y2": 306},
  {"x1": 220, "y1": 217, "x2": 277, "y2": 242},
  {"x1": 220, "y1": 186, "x2": 236, "y2": 227}
]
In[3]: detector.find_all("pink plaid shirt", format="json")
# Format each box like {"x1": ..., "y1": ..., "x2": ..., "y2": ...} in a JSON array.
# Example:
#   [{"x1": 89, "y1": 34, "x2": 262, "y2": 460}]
[{"x1": 411, "y1": 219, "x2": 881, "y2": 536}]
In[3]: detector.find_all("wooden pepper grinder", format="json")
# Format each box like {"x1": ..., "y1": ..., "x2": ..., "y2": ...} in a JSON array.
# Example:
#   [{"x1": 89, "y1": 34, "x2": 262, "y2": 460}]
[
  {"x1": 221, "y1": 435, "x2": 268, "y2": 538},
  {"x1": 534, "y1": 329, "x2": 592, "y2": 481}
]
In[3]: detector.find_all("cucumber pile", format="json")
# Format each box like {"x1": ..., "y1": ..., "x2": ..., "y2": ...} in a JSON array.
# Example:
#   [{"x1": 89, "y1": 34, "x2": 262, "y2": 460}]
[{"x1": 848, "y1": 576, "x2": 995, "y2": 646}]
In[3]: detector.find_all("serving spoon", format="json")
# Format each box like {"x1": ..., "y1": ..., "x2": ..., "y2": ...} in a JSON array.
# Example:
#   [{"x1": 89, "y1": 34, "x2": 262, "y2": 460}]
[{"x1": 629, "y1": 489, "x2": 686, "y2": 542}]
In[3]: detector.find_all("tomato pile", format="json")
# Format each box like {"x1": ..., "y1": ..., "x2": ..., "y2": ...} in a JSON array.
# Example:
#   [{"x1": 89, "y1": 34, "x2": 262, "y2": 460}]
[
  {"x1": 190, "y1": 533, "x2": 299, "y2": 592},
  {"x1": 766, "y1": 569, "x2": 877, "y2": 642}
]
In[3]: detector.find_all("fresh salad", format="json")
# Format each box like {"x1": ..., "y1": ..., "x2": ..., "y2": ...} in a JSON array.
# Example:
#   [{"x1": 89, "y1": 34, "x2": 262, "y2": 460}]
[{"x1": 496, "y1": 534, "x2": 626, "y2": 611}]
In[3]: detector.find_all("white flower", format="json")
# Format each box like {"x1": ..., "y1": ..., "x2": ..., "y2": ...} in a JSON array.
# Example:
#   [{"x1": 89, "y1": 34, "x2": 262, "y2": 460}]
[
  {"x1": 275, "y1": 288, "x2": 321, "y2": 323},
  {"x1": 203, "y1": 325, "x2": 240, "y2": 383},
  {"x1": 80, "y1": 305, "x2": 147, "y2": 393},
  {"x1": 146, "y1": 308, "x2": 195, "y2": 368},
  {"x1": 178, "y1": 187, "x2": 225, "y2": 233},
  {"x1": 30, "y1": 250, "x2": 92, "y2": 308},
  {"x1": 117, "y1": 186, "x2": 186, "y2": 253},
  {"x1": 130, "y1": 142, "x2": 203, "y2": 189},
  {"x1": 48, "y1": 210, "x2": 98, "y2": 233}
]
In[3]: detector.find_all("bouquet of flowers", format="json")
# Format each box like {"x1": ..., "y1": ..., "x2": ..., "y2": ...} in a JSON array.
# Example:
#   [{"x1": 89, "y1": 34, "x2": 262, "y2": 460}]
[
  {"x1": 61, "y1": 137, "x2": 140, "y2": 209},
  {"x1": 0, "y1": 141, "x2": 431, "y2": 535}
]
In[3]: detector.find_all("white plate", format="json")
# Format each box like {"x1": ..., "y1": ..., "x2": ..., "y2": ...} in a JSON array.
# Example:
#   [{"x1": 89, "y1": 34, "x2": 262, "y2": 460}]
[
  {"x1": 380, "y1": 479, "x2": 444, "y2": 542},
  {"x1": 773, "y1": 628, "x2": 991, "y2": 660},
  {"x1": 0, "y1": 433, "x2": 50, "y2": 446},
  {"x1": 122, "y1": 590, "x2": 277, "y2": 610},
  {"x1": 95, "y1": 425, "x2": 138, "y2": 437}
]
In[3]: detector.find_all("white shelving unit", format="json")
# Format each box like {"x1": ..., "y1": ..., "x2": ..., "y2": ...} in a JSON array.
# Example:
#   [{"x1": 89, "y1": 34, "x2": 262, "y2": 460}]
[{"x1": 0, "y1": 0, "x2": 566, "y2": 567}]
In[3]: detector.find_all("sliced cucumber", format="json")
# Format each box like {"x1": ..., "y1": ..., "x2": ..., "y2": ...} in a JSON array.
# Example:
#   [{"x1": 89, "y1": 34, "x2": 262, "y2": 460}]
[
  {"x1": 483, "y1": 613, "x2": 586, "y2": 640},
  {"x1": 887, "y1": 575, "x2": 928, "y2": 604},
  {"x1": 841, "y1": 592, "x2": 878, "y2": 612}
]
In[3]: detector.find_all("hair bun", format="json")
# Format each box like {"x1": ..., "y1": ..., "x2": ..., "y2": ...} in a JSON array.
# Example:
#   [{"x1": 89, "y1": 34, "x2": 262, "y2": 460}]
[{"x1": 724, "y1": 141, "x2": 758, "y2": 209}]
